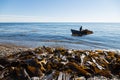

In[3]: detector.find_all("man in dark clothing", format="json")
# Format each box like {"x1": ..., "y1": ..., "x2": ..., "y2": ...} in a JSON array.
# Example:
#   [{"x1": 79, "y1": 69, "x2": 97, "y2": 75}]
[{"x1": 80, "y1": 26, "x2": 82, "y2": 32}]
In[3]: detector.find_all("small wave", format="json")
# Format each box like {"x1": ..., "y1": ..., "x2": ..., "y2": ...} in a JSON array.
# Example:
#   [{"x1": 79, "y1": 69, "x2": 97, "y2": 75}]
[
  {"x1": 30, "y1": 30, "x2": 38, "y2": 32},
  {"x1": 7, "y1": 34, "x2": 27, "y2": 37}
]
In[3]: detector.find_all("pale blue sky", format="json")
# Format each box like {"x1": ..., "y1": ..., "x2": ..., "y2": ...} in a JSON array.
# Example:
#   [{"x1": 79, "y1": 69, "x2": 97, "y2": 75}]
[{"x1": 0, "y1": 0, "x2": 120, "y2": 22}]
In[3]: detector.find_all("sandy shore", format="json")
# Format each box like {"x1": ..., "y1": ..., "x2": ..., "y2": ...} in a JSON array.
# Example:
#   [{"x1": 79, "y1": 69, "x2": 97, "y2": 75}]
[
  {"x1": 0, "y1": 43, "x2": 120, "y2": 80},
  {"x1": 0, "y1": 43, "x2": 30, "y2": 57}
]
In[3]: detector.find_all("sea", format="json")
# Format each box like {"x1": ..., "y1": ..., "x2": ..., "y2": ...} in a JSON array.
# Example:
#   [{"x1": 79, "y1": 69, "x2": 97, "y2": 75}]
[{"x1": 0, "y1": 22, "x2": 120, "y2": 50}]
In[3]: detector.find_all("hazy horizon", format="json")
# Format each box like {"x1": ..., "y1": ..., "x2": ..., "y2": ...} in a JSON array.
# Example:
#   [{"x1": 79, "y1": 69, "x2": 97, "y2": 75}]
[{"x1": 0, "y1": 0, "x2": 120, "y2": 22}]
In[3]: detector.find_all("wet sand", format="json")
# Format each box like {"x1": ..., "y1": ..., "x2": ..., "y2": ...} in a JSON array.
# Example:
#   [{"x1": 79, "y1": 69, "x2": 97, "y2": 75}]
[{"x1": 0, "y1": 43, "x2": 30, "y2": 57}]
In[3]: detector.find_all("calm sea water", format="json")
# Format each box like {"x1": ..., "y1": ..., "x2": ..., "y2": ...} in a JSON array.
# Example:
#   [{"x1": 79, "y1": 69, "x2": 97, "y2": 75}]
[{"x1": 0, "y1": 23, "x2": 120, "y2": 50}]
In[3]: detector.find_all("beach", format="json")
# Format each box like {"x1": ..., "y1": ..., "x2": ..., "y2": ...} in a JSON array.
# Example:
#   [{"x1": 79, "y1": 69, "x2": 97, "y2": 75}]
[
  {"x1": 0, "y1": 42, "x2": 120, "y2": 80},
  {"x1": 0, "y1": 43, "x2": 30, "y2": 57},
  {"x1": 0, "y1": 23, "x2": 120, "y2": 80},
  {"x1": 0, "y1": 0, "x2": 120, "y2": 79}
]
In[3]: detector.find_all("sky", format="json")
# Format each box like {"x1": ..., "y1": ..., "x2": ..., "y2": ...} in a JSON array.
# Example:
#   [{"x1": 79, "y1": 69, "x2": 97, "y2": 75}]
[{"x1": 0, "y1": 0, "x2": 120, "y2": 22}]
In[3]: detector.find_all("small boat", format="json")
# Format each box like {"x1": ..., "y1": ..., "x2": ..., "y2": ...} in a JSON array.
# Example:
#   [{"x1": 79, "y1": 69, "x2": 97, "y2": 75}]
[{"x1": 71, "y1": 29, "x2": 93, "y2": 36}]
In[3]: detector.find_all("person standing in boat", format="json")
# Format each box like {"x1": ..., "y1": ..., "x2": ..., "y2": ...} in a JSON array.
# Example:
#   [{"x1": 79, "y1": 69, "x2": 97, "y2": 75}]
[{"x1": 80, "y1": 26, "x2": 82, "y2": 32}]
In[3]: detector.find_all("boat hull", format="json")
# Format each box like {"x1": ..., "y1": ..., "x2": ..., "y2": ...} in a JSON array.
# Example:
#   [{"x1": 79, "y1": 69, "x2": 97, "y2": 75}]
[{"x1": 71, "y1": 29, "x2": 93, "y2": 36}]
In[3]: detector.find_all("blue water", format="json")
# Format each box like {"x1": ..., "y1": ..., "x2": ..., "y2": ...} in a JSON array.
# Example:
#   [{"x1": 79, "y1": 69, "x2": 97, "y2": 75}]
[{"x1": 0, "y1": 23, "x2": 120, "y2": 50}]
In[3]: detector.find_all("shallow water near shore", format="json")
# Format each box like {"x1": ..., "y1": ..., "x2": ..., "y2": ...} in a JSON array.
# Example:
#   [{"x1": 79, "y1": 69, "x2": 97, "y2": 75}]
[{"x1": 0, "y1": 22, "x2": 120, "y2": 50}]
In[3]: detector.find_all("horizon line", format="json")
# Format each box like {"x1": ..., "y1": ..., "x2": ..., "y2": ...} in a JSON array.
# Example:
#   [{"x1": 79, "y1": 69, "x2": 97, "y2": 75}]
[{"x1": 0, "y1": 21, "x2": 120, "y2": 23}]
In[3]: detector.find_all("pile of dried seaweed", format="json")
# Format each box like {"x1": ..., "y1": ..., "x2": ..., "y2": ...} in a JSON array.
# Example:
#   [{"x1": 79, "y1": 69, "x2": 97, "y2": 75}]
[{"x1": 0, "y1": 46, "x2": 120, "y2": 80}]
